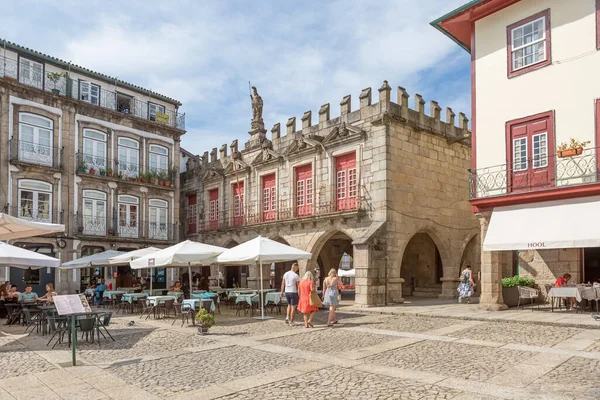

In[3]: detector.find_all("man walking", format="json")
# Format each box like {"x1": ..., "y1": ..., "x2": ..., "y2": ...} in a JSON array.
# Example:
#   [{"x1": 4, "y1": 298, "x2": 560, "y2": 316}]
[{"x1": 281, "y1": 263, "x2": 300, "y2": 326}]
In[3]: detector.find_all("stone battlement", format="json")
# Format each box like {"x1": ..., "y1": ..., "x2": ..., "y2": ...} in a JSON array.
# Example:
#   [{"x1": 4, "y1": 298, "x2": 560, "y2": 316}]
[{"x1": 200, "y1": 80, "x2": 470, "y2": 166}]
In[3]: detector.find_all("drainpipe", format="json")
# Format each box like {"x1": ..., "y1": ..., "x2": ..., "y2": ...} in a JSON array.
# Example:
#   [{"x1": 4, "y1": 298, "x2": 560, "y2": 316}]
[{"x1": 384, "y1": 254, "x2": 389, "y2": 305}]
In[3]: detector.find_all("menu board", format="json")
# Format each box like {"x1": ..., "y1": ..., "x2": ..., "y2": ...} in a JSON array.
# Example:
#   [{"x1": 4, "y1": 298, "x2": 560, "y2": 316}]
[{"x1": 53, "y1": 294, "x2": 93, "y2": 315}]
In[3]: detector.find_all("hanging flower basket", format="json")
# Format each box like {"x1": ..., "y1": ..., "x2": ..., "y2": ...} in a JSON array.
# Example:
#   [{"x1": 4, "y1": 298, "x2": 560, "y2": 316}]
[
  {"x1": 556, "y1": 139, "x2": 590, "y2": 158},
  {"x1": 556, "y1": 147, "x2": 583, "y2": 158}
]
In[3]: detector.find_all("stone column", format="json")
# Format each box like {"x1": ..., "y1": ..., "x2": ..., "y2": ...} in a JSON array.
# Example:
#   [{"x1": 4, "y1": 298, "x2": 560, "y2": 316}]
[
  {"x1": 247, "y1": 262, "x2": 270, "y2": 290},
  {"x1": 477, "y1": 212, "x2": 508, "y2": 311}
]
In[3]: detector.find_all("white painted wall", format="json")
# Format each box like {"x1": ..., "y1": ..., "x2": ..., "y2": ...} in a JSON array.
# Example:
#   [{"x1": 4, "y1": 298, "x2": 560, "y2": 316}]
[{"x1": 475, "y1": 0, "x2": 599, "y2": 170}]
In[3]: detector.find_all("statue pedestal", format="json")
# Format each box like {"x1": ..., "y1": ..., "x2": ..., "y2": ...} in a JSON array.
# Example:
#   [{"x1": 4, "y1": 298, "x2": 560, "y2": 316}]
[{"x1": 247, "y1": 120, "x2": 266, "y2": 150}]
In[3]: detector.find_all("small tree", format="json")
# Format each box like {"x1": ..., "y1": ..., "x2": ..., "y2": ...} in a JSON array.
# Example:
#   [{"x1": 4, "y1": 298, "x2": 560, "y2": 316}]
[{"x1": 47, "y1": 72, "x2": 66, "y2": 94}]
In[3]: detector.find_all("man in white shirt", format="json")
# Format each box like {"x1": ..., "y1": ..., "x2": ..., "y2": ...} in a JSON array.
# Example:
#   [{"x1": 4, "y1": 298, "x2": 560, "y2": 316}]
[{"x1": 281, "y1": 263, "x2": 300, "y2": 326}]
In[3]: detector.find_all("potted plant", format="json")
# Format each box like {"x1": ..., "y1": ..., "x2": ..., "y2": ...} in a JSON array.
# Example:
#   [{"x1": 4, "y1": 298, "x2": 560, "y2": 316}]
[
  {"x1": 501, "y1": 275, "x2": 535, "y2": 307},
  {"x1": 46, "y1": 72, "x2": 66, "y2": 95},
  {"x1": 150, "y1": 171, "x2": 159, "y2": 185},
  {"x1": 195, "y1": 308, "x2": 214, "y2": 335},
  {"x1": 89, "y1": 167, "x2": 96, "y2": 175},
  {"x1": 99, "y1": 168, "x2": 106, "y2": 177},
  {"x1": 138, "y1": 172, "x2": 147, "y2": 183},
  {"x1": 107, "y1": 168, "x2": 113, "y2": 177},
  {"x1": 557, "y1": 138, "x2": 591, "y2": 158},
  {"x1": 166, "y1": 166, "x2": 177, "y2": 187},
  {"x1": 118, "y1": 171, "x2": 123, "y2": 180},
  {"x1": 77, "y1": 160, "x2": 87, "y2": 173},
  {"x1": 157, "y1": 170, "x2": 166, "y2": 186}
]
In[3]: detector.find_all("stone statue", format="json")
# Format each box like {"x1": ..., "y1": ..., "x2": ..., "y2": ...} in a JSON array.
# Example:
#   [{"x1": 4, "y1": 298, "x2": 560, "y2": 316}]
[{"x1": 250, "y1": 86, "x2": 263, "y2": 123}]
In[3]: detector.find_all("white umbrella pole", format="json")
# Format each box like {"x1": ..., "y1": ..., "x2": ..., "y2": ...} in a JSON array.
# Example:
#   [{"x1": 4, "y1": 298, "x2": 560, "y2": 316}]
[
  {"x1": 188, "y1": 264, "x2": 193, "y2": 298},
  {"x1": 150, "y1": 269, "x2": 153, "y2": 293},
  {"x1": 259, "y1": 259, "x2": 264, "y2": 319}
]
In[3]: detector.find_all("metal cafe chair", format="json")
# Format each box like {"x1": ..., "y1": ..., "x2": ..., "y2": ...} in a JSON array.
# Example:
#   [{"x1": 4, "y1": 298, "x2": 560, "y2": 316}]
[{"x1": 517, "y1": 286, "x2": 539, "y2": 311}]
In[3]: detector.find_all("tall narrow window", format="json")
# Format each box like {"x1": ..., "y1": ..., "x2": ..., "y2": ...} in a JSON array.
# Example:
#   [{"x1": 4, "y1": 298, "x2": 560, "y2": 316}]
[
  {"x1": 18, "y1": 113, "x2": 53, "y2": 166},
  {"x1": 82, "y1": 129, "x2": 107, "y2": 172},
  {"x1": 80, "y1": 80, "x2": 100, "y2": 105},
  {"x1": 335, "y1": 152, "x2": 357, "y2": 211},
  {"x1": 148, "y1": 199, "x2": 168, "y2": 240},
  {"x1": 19, "y1": 57, "x2": 43, "y2": 89},
  {"x1": 232, "y1": 182, "x2": 244, "y2": 226},
  {"x1": 149, "y1": 102, "x2": 166, "y2": 122},
  {"x1": 118, "y1": 137, "x2": 139, "y2": 178},
  {"x1": 18, "y1": 180, "x2": 52, "y2": 223},
  {"x1": 507, "y1": 10, "x2": 551, "y2": 78},
  {"x1": 208, "y1": 189, "x2": 219, "y2": 230},
  {"x1": 82, "y1": 190, "x2": 106, "y2": 236},
  {"x1": 118, "y1": 195, "x2": 139, "y2": 238},
  {"x1": 149, "y1": 144, "x2": 169, "y2": 175},
  {"x1": 187, "y1": 194, "x2": 197, "y2": 233},
  {"x1": 262, "y1": 173, "x2": 277, "y2": 222}
]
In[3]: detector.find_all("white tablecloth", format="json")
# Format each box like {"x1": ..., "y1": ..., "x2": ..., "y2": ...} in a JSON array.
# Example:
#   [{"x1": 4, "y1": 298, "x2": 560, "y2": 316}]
[
  {"x1": 147, "y1": 295, "x2": 177, "y2": 306},
  {"x1": 103, "y1": 290, "x2": 126, "y2": 299},
  {"x1": 182, "y1": 298, "x2": 215, "y2": 312},
  {"x1": 548, "y1": 287, "x2": 583, "y2": 302}
]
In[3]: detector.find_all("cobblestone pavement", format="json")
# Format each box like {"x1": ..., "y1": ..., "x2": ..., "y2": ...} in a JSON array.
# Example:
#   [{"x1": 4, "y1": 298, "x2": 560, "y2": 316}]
[
  {"x1": 364, "y1": 340, "x2": 537, "y2": 382},
  {"x1": 109, "y1": 346, "x2": 294, "y2": 398},
  {"x1": 448, "y1": 321, "x2": 582, "y2": 346},
  {"x1": 219, "y1": 366, "x2": 463, "y2": 400},
  {"x1": 1, "y1": 309, "x2": 600, "y2": 399}
]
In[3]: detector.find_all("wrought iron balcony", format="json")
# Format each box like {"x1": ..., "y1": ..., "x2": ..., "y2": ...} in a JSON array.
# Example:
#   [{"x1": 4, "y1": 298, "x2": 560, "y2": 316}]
[
  {"x1": 73, "y1": 213, "x2": 177, "y2": 241},
  {"x1": 74, "y1": 214, "x2": 110, "y2": 237},
  {"x1": 9, "y1": 139, "x2": 63, "y2": 169},
  {"x1": 469, "y1": 146, "x2": 599, "y2": 199},
  {"x1": 1, "y1": 55, "x2": 185, "y2": 130},
  {"x1": 195, "y1": 188, "x2": 362, "y2": 232}
]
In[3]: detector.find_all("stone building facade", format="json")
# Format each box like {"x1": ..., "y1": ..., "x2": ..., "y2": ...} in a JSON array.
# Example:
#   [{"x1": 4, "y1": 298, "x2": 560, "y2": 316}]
[
  {"x1": 181, "y1": 81, "x2": 480, "y2": 306},
  {"x1": 0, "y1": 41, "x2": 185, "y2": 294}
]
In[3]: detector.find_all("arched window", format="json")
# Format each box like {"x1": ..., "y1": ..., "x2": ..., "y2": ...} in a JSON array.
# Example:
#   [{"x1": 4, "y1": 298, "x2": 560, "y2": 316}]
[
  {"x1": 118, "y1": 195, "x2": 139, "y2": 238},
  {"x1": 82, "y1": 129, "x2": 107, "y2": 171},
  {"x1": 82, "y1": 190, "x2": 107, "y2": 236},
  {"x1": 18, "y1": 113, "x2": 53, "y2": 166},
  {"x1": 148, "y1": 199, "x2": 168, "y2": 240},
  {"x1": 149, "y1": 144, "x2": 169, "y2": 175},
  {"x1": 18, "y1": 180, "x2": 52, "y2": 222},
  {"x1": 117, "y1": 137, "x2": 139, "y2": 178}
]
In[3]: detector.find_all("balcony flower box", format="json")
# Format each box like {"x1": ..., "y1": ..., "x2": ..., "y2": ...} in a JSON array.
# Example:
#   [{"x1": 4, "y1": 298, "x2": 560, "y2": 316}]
[{"x1": 556, "y1": 147, "x2": 583, "y2": 158}]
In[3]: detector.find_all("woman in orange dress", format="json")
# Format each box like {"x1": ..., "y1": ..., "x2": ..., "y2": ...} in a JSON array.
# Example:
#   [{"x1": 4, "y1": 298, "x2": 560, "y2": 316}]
[{"x1": 297, "y1": 271, "x2": 318, "y2": 328}]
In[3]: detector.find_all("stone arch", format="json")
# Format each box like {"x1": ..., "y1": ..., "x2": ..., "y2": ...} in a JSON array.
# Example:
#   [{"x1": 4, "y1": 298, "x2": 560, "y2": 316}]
[
  {"x1": 219, "y1": 238, "x2": 244, "y2": 287},
  {"x1": 398, "y1": 225, "x2": 451, "y2": 298},
  {"x1": 306, "y1": 226, "x2": 357, "y2": 271},
  {"x1": 459, "y1": 232, "x2": 480, "y2": 294},
  {"x1": 220, "y1": 236, "x2": 241, "y2": 248}
]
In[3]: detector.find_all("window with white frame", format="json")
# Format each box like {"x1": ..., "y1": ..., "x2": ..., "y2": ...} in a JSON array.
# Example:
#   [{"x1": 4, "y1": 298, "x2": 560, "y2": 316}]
[
  {"x1": 19, "y1": 57, "x2": 43, "y2": 89},
  {"x1": 336, "y1": 170, "x2": 347, "y2": 200},
  {"x1": 263, "y1": 187, "x2": 271, "y2": 212},
  {"x1": 348, "y1": 168, "x2": 357, "y2": 198},
  {"x1": 118, "y1": 137, "x2": 139, "y2": 177},
  {"x1": 296, "y1": 180, "x2": 305, "y2": 207},
  {"x1": 149, "y1": 144, "x2": 169, "y2": 174},
  {"x1": 80, "y1": 81, "x2": 100, "y2": 105},
  {"x1": 306, "y1": 178, "x2": 313, "y2": 205},
  {"x1": 18, "y1": 113, "x2": 53, "y2": 166},
  {"x1": 532, "y1": 133, "x2": 548, "y2": 169},
  {"x1": 82, "y1": 190, "x2": 106, "y2": 235},
  {"x1": 513, "y1": 137, "x2": 528, "y2": 171},
  {"x1": 270, "y1": 186, "x2": 277, "y2": 211},
  {"x1": 18, "y1": 180, "x2": 52, "y2": 222},
  {"x1": 83, "y1": 129, "x2": 107, "y2": 171},
  {"x1": 510, "y1": 16, "x2": 547, "y2": 71},
  {"x1": 209, "y1": 199, "x2": 218, "y2": 221},
  {"x1": 233, "y1": 193, "x2": 244, "y2": 217},
  {"x1": 118, "y1": 195, "x2": 139, "y2": 238},
  {"x1": 148, "y1": 199, "x2": 168, "y2": 240},
  {"x1": 149, "y1": 102, "x2": 166, "y2": 121}
]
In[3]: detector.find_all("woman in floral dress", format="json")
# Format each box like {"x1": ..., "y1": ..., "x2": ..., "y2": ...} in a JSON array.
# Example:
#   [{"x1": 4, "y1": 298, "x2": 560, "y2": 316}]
[{"x1": 457, "y1": 265, "x2": 475, "y2": 304}]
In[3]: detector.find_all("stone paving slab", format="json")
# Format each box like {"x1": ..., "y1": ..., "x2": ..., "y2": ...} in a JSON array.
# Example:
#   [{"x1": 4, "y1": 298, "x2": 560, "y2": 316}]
[
  {"x1": 0, "y1": 349, "x2": 57, "y2": 379},
  {"x1": 527, "y1": 356, "x2": 600, "y2": 400}
]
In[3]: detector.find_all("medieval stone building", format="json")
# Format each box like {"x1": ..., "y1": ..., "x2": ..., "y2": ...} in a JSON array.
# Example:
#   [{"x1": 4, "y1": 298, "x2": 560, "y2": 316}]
[{"x1": 180, "y1": 81, "x2": 479, "y2": 306}]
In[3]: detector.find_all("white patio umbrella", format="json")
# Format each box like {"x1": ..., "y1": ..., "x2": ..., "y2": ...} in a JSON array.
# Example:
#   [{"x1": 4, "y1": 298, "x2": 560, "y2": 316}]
[
  {"x1": 216, "y1": 236, "x2": 311, "y2": 319},
  {"x1": 60, "y1": 250, "x2": 125, "y2": 270},
  {"x1": 108, "y1": 247, "x2": 161, "y2": 265},
  {"x1": 0, "y1": 213, "x2": 65, "y2": 240},
  {"x1": 337, "y1": 268, "x2": 355, "y2": 277},
  {"x1": 130, "y1": 240, "x2": 227, "y2": 292},
  {"x1": 0, "y1": 241, "x2": 61, "y2": 269}
]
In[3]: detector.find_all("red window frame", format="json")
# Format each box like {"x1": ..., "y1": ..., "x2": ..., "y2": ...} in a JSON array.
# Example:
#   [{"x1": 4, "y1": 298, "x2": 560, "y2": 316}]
[
  {"x1": 505, "y1": 110, "x2": 555, "y2": 193},
  {"x1": 295, "y1": 164, "x2": 313, "y2": 217},
  {"x1": 506, "y1": 9, "x2": 551, "y2": 79},
  {"x1": 208, "y1": 188, "x2": 219, "y2": 230},
  {"x1": 261, "y1": 173, "x2": 277, "y2": 222},
  {"x1": 232, "y1": 182, "x2": 244, "y2": 227},
  {"x1": 335, "y1": 152, "x2": 357, "y2": 211},
  {"x1": 187, "y1": 194, "x2": 197, "y2": 233}
]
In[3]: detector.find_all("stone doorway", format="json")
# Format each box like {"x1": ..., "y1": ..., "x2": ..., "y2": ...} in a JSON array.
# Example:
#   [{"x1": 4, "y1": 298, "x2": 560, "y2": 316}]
[
  {"x1": 400, "y1": 233, "x2": 443, "y2": 298},
  {"x1": 313, "y1": 231, "x2": 354, "y2": 300}
]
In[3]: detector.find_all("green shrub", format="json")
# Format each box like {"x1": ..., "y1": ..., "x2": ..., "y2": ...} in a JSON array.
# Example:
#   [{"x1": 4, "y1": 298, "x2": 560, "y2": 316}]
[
  {"x1": 195, "y1": 308, "x2": 215, "y2": 328},
  {"x1": 501, "y1": 275, "x2": 535, "y2": 288}
]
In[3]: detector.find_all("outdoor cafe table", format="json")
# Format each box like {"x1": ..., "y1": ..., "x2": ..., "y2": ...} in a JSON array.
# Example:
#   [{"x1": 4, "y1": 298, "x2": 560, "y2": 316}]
[
  {"x1": 167, "y1": 292, "x2": 183, "y2": 300},
  {"x1": 147, "y1": 295, "x2": 177, "y2": 306},
  {"x1": 265, "y1": 292, "x2": 282, "y2": 305},
  {"x1": 548, "y1": 287, "x2": 584, "y2": 311},
  {"x1": 182, "y1": 298, "x2": 215, "y2": 312},
  {"x1": 117, "y1": 287, "x2": 139, "y2": 293},
  {"x1": 191, "y1": 292, "x2": 220, "y2": 302},
  {"x1": 143, "y1": 289, "x2": 167, "y2": 296},
  {"x1": 235, "y1": 293, "x2": 259, "y2": 306},
  {"x1": 209, "y1": 287, "x2": 225, "y2": 294},
  {"x1": 121, "y1": 293, "x2": 147, "y2": 304},
  {"x1": 103, "y1": 290, "x2": 126, "y2": 299}
]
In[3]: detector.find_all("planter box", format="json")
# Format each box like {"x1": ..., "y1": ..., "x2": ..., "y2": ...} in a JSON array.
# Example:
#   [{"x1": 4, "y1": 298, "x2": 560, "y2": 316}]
[
  {"x1": 198, "y1": 325, "x2": 209, "y2": 335},
  {"x1": 557, "y1": 147, "x2": 583, "y2": 158},
  {"x1": 502, "y1": 287, "x2": 520, "y2": 307}
]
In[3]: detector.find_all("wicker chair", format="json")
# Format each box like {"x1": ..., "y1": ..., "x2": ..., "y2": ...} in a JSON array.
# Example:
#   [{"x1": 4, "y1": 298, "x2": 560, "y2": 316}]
[{"x1": 517, "y1": 286, "x2": 539, "y2": 311}]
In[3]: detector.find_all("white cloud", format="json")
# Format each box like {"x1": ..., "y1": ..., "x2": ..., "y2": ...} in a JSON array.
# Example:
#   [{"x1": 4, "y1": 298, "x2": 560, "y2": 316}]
[{"x1": 0, "y1": 0, "x2": 470, "y2": 155}]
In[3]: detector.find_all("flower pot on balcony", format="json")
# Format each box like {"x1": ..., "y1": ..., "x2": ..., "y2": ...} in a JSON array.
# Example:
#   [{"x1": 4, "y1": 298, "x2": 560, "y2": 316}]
[
  {"x1": 89, "y1": 168, "x2": 96, "y2": 175},
  {"x1": 165, "y1": 179, "x2": 171, "y2": 187},
  {"x1": 557, "y1": 147, "x2": 583, "y2": 158},
  {"x1": 51, "y1": 89, "x2": 60, "y2": 95},
  {"x1": 159, "y1": 180, "x2": 165, "y2": 186},
  {"x1": 113, "y1": 173, "x2": 119, "y2": 179}
]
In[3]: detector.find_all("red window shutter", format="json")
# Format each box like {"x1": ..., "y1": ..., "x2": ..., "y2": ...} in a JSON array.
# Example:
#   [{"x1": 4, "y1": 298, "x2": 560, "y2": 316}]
[
  {"x1": 208, "y1": 189, "x2": 219, "y2": 229},
  {"x1": 335, "y1": 152, "x2": 357, "y2": 211},
  {"x1": 262, "y1": 174, "x2": 276, "y2": 222},
  {"x1": 295, "y1": 164, "x2": 312, "y2": 217}
]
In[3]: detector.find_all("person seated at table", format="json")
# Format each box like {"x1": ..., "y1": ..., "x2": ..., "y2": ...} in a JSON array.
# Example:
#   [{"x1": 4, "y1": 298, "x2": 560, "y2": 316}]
[
  {"x1": 8, "y1": 285, "x2": 20, "y2": 299},
  {"x1": 555, "y1": 273, "x2": 576, "y2": 308},
  {"x1": 94, "y1": 279, "x2": 108, "y2": 305},
  {"x1": 18, "y1": 285, "x2": 38, "y2": 302},
  {"x1": 170, "y1": 281, "x2": 182, "y2": 292},
  {"x1": 0, "y1": 284, "x2": 9, "y2": 318},
  {"x1": 36, "y1": 283, "x2": 57, "y2": 303}
]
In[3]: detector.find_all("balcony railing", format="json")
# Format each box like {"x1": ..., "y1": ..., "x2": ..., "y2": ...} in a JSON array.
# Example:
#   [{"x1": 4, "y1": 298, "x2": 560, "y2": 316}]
[
  {"x1": 9, "y1": 139, "x2": 63, "y2": 169},
  {"x1": 1, "y1": 55, "x2": 185, "y2": 130},
  {"x1": 74, "y1": 213, "x2": 177, "y2": 241},
  {"x1": 469, "y1": 147, "x2": 599, "y2": 199},
  {"x1": 195, "y1": 189, "x2": 362, "y2": 233},
  {"x1": 75, "y1": 153, "x2": 176, "y2": 188}
]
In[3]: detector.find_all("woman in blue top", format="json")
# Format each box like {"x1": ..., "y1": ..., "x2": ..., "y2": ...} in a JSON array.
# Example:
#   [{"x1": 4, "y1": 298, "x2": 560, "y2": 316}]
[{"x1": 322, "y1": 269, "x2": 342, "y2": 327}]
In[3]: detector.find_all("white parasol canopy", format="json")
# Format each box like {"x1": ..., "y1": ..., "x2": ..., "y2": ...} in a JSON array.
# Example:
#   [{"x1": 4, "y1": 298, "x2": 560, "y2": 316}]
[
  {"x1": 337, "y1": 268, "x2": 355, "y2": 277},
  {"x1": 216, "y1": 236, "x2": 311, "y2": 319},
  {"x1": 130, "y1": 241, "x2": 227, "y2": 292},
  {"x1": 0, "y1": 241, "x2": 61, "y2": 269},
  {"x1": 60, "y1": 250, "x2": 125, "y2": 270},
  {"x1": 108, "y1": 247, "x2": 161, "y2": 265},
  {"x1": 0, "y1": 213, "x2": 65, "y2": 240}
]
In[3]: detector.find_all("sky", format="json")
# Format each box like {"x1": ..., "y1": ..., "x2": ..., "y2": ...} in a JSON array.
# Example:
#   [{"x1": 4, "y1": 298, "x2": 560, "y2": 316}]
[{"x1": 1, "y1": 0, "x2": 471, "y2": 156}]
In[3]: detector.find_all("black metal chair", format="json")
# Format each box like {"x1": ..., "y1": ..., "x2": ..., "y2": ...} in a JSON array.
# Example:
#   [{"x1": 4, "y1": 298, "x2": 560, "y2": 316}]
[
  {"x1": 79, "y1": 316, "x2": 97, "y2": 344},
  {"x1": 96, "y1": 312, "x2": 114, "y2": 342},
  {"x1": 5, "y1": 303, "x2": 22, "y2": 325},
  {"x1": 139, "y1": 299, "x2": 155, "y2": 320},
  {"x1": 22, "y1": 307, "x2": 43, "y2": 336},
  {"x1": 46, "y1": 316, "x2": 69, "y2": 349}
]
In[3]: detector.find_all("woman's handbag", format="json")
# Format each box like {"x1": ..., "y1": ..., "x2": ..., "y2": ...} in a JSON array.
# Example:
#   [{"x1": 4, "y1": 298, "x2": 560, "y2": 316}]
[{"x1": 309, "y1": 290, "x2": 322, "y2": 308}]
